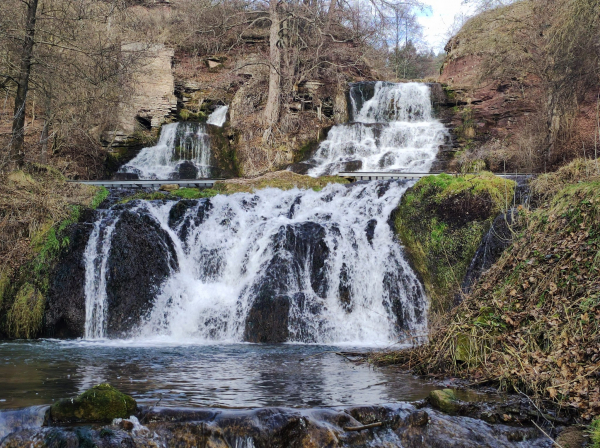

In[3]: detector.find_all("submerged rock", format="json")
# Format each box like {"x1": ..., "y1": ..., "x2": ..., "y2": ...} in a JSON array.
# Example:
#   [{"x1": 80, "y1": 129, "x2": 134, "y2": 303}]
[{"x1": 45, "y1": 384, "x2": 137, "y2": 424}]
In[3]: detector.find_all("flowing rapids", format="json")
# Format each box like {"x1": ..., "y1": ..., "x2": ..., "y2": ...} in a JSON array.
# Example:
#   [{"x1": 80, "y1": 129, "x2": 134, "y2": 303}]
[
  {"x1": 119, "y1": 106, "x2": 227, "y2": 179},
  {"x1": 306, "y1": 82, "x2": 448, "y2": 176},
  {"x1": 84, "y1": 181, "x2": 427, "y2": 344}
]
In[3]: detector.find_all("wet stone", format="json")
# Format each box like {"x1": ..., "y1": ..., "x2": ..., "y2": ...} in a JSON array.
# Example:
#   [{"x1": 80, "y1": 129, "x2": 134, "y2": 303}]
[{"x1": 45, "y1": 384, "x2": 137, "y2": 424}]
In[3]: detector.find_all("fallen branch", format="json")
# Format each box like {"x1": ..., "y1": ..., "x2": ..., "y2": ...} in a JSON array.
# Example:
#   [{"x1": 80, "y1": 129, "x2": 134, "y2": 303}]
[{"x1": 343, "y1": 422, "x2": 382, "y2": 431}]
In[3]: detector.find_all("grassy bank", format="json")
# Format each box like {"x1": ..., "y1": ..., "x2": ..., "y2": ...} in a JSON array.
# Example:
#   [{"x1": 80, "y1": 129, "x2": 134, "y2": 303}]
[
  {"x1": 376, "y1": 159, "x2": 600, "y2": 420},
  {"x1": 394, "y1": 172, "x2": 516, "y2": 313},
  {"x1": 0, "y1": 164, "x2": 105, "y2": 338}
]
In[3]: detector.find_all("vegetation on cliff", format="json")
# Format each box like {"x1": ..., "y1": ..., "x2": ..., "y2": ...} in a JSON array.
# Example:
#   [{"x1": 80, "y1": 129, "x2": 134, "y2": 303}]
[
  {"x1": 0, "y1": 164, "x2": 104, "y2": 338},
  {"x1": 441, "y1": 0, "x2": 600, "y2": 173},
  {"x1": 214, "y1": 171, "x2": 348, "y2": 194},
  {"x1": 378, "y1": 159, "x2": 600, "y2": 420},
  {"x1": 394, "y1": 172, "x2": 515, "y2": 313}
]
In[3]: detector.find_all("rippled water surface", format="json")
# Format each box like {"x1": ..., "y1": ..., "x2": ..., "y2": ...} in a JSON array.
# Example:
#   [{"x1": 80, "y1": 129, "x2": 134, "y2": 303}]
[{"x1": 0, "y1": 341, "x2": 437, "y2": 410}]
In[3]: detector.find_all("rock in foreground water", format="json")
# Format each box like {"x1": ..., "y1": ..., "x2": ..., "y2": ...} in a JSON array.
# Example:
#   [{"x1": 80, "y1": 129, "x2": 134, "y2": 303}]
[{"x1": 45, "y1": 384, "x2": 137, "y2": 424}]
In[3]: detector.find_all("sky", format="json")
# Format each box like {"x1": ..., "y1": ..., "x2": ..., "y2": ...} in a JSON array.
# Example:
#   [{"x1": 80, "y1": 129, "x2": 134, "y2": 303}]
[{"x1": 417, "y1": 0, "x2": 475, "y2": 52}]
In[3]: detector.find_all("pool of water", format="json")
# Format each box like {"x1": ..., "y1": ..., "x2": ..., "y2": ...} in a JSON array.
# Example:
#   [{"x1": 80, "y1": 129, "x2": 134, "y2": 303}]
[{"x1": 0, "y1": 340, "x2": 437, "y2": 410}]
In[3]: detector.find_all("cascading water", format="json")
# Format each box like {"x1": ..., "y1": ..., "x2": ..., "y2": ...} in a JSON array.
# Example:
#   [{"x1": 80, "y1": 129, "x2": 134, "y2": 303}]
[
  {"x1": 119, "y1": 107, "x2": 228, "y2": 180},
  {"x1": 83, "y1": 212, "x2": 119, "y2": 339},
  {"x1": 82, "y1": 181, "x2": 427, "y2": 344},
  {"x1": 304, "y1": 82, "x2": 448, "y2": 176},
  {"x1": 119, "y1": 122, "x2": 211, "y2": 179},
  {"x1": 206, "y1": 105, "x2": 229, "y2": 127}
]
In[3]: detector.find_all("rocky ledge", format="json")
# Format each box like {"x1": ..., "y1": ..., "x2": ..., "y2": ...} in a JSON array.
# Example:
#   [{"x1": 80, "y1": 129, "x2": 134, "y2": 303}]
[{"x1": 0, "y1": 385, "x2": 559, "y2": 448}]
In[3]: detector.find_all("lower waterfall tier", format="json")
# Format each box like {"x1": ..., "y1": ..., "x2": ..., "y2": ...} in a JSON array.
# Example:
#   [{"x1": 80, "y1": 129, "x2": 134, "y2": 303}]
[{"x1": 46, "y1": 181, "x2": 428, "y2": 344}]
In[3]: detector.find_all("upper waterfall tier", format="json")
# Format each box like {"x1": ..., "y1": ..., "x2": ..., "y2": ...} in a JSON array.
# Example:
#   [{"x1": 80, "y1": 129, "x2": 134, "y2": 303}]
[
  {"x1": 82, "y1": 181, "x2": 427, "y2": 345},
  {"x1": 118, "y1": 107, "x2": 228, "y2": 180},
  {"x1": 119, "y1": 122, "x2": 212, "y2": 180},
  {"x1": 304, "y1": 82, "x2": 448, "y2": 176}
]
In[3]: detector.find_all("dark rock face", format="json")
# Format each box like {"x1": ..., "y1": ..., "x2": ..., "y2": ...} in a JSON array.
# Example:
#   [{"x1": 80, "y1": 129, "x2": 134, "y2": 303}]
[
  {"x1": 105, "y1": 205, "x2": 178, "y2": 337},
  {"x1": 244, "y1": 222, "x2": 329, "y2": 343},
  {"x1": 461, "y1": 209, "x2": 517, "y2": 297},
  {"x1": 174, "y1": 161, "x2": 199, "y2": 180},
  {"x1": 44, "y1": 210, "x2": 98, "y2": 338},
  {"x1": 342, "y1": 160, "x2": 363, "y2": 172}
]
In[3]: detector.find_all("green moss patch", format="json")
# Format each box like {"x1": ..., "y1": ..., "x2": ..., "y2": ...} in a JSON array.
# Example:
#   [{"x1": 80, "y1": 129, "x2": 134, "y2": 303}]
[
  {"x1": 46, "y1": 384, "x2": 137, "y2": 424},
  {"x1": 394, "y1": 172, "x2": 515, "y2": 312},
  {"x1": 171, "y1": 187, "x2": 221, "y2": 199}
]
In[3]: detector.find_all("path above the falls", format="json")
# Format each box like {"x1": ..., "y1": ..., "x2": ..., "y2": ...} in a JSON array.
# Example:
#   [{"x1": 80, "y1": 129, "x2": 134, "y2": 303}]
[{"x1": 71, "y1": 172, "x2": 533, "y2": 189}]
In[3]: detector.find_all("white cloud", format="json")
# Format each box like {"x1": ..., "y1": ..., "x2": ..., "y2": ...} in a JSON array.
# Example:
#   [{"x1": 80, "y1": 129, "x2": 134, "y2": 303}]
[{"x1": 417, "y1": 0, "x2": 475, "y2": 52}]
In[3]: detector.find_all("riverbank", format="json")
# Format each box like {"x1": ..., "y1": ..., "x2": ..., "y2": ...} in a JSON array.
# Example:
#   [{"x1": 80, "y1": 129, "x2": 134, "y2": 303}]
[{"x1": 374, "y1": 159, "x2": 600, "y2": 425}]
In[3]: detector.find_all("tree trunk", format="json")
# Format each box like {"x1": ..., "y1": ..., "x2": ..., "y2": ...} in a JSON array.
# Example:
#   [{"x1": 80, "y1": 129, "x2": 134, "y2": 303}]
[
  {"x1": 325, "y1": 0, "x2": 337, "y2": 34},
  {"x1": 263, "y1": 0, "x2": 281, "y2": 133},
  {"x1": 10, "y1": 0, "x2": 39, "y2": 168}
]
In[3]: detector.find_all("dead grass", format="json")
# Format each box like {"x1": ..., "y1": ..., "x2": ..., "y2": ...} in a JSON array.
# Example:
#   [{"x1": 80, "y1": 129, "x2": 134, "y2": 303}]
[
  {"x1": 0, "y1": 164, "x2": 97, "y2": 271},
  {"x1": 214, "y1": 171, "x2": 348, "y2": 194}
]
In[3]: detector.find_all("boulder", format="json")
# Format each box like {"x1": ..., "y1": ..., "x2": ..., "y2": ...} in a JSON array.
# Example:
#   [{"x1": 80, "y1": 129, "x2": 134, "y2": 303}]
[
  {"x1": 45, "y1": 384, "x2": 137, "y2": 424},
  {"x1": 105, "y1": 206, "x2": 178, "y2": 337},
  {"x1": 244, "y1": 222, "x2": 330, "y2": 342},
  {"x1": 428, "y1": 389, "x2": 460, "y2": 415},
  {"x1": 176, "y1": 161, "x2": 199, "y2": 179}
]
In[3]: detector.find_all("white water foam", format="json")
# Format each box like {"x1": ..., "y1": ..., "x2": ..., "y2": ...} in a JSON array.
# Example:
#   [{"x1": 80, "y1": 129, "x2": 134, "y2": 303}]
[
  {"x1": 307, "y1": 82, "x2": 447, "y2": 176},
  {"x1": 206, "y1": 105, "x2": 229, "y2": 127},
  {"x1": 83, "y1": 182, "x2": 428, "y2": 345}
]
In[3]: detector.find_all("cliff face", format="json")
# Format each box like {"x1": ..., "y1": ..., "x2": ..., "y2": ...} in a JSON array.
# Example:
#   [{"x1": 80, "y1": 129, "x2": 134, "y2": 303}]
[{"x1": 438, "y1": 0, "x2": 600, "y2": 173}]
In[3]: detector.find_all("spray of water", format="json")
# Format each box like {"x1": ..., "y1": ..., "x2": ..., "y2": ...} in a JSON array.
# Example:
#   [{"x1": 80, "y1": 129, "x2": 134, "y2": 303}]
[
  {"x1": 206, "y1": 105, "x2": 229, "y2": 127},
  {"x1": 84, "y1": 212, "x2": 119, "y2": 339}
]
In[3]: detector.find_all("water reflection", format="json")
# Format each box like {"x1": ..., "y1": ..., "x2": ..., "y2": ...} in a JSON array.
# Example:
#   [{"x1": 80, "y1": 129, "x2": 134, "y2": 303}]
[{"x1": 0, "y1": 341, "x2": 436, "y2": 409}]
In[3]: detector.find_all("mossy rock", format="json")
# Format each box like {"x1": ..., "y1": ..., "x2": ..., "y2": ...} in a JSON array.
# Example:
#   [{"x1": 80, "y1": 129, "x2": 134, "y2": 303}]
[
  {"x1": 393, "y1": 172, "x2": 516, "y2": 312},
  {"x1": 46, "y1": 384, "x2": 137, "y2": 424},
  {"x1": 428, "y1": 389, "x2": 460, "y2": 415}
]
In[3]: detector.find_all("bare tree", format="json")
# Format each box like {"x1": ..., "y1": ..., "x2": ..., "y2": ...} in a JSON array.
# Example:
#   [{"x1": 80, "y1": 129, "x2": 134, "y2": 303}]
[{"x1": 10, "y1": 0, "x2": 38, "y2": 168}]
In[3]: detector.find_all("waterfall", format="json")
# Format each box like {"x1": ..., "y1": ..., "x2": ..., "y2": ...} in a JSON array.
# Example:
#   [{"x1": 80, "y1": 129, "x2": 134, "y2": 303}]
[
  {"x1": 206, "y1": 105, "x2": 229, "y2": 127},
  {"x1": 119, "y1": 106, "x2": 228, "y2": 180},
  {"x1": 82, "y1": 181, "x2": 428, "y2": 344},
  {"x1": 84, "y1": 211, "x2": 119, "y2": 339},
  {"x1": 305, "y1": 82, "x2": 448, "y2": 176}
]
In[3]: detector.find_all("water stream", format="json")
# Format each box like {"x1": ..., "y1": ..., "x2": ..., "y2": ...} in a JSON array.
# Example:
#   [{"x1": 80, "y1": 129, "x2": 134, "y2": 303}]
[{"x1": 84, "y1": 181, "x2": 427, "y2": 344}]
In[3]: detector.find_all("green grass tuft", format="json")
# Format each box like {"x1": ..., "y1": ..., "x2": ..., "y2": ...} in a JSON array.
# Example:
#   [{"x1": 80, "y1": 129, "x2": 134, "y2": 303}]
[
  {"x1": 90, "y1": 187, "x2": 109, "y2": 209},
  {"x1": 170, "y1": 188, "x2": 221, "y2": 199}
]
